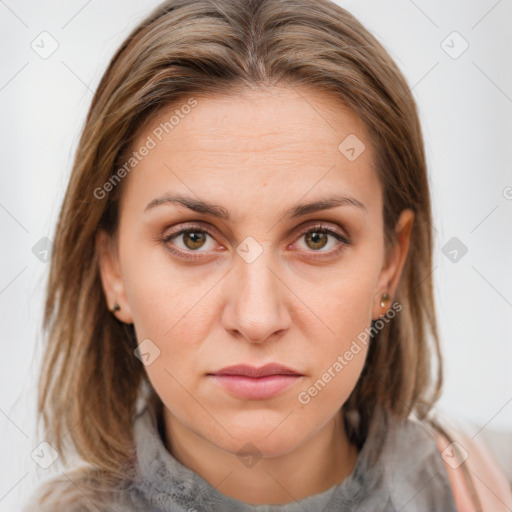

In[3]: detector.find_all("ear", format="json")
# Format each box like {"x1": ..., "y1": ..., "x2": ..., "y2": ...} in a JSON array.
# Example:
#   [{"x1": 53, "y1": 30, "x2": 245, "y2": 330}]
[
  {"x1": 96, "y1": 229, "x2": 134, "y2": 324},
  {"x1": 372, "y1": 208, "x2": 415, "y2": 320}
]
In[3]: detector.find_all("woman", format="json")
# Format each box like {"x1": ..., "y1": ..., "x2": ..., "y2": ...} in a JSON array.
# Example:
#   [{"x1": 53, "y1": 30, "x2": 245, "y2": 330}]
[{"x1": 23, "y1": 0, "x2": 511, "y2": 510}]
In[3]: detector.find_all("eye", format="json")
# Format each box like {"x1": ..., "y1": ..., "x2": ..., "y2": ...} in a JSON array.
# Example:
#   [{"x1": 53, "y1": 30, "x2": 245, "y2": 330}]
[
  {"x1": 293, "y1": 224, "x2": 350, "y2": 257},
  {"x1": 157, "y1": 222, "x2": 350, "y2": 261},
  {"x1": 160, "y1": 224, "x2": 220, "y2": 259},
  {"x1": 169, "y1": 230, "x2": 213, "y2": 251}
]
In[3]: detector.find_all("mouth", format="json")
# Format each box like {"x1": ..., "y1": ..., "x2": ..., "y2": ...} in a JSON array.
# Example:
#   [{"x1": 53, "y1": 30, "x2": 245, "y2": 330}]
[{"x1": 207, "y1": 363, "x2": 303, "y2": 400}]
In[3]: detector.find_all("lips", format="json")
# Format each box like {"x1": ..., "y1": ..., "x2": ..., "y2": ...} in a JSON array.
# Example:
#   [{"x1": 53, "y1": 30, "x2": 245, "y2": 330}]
[
  {"x1": 208, "y1": 363, "x2": 303, "y2": 400},
  {"x1": 211, "y1": 363, "x2": 302, "y2": 378}
]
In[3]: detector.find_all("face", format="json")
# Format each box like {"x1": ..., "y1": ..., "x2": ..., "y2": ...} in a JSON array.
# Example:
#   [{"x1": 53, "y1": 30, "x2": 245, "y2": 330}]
[{"x1": 97, "y1": 85, "x2": 413, "y2": 458}]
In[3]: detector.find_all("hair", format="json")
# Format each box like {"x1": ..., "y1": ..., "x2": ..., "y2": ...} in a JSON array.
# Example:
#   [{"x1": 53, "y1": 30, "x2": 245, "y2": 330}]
[{"x1": 29, "y1": 0, "x2": 445, "y2": 507}]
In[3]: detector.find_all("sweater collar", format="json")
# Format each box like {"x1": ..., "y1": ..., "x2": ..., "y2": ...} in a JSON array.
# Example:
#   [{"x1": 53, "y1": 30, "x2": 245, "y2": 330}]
[{"x1": 130, "y1": 402, "x2": 378, "y2": 512}]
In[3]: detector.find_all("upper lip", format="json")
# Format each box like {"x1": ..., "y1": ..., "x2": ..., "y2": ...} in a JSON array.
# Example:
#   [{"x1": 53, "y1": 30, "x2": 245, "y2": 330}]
[{"x1": 209, "y1": 363, "x2": 303, "y2": 377}]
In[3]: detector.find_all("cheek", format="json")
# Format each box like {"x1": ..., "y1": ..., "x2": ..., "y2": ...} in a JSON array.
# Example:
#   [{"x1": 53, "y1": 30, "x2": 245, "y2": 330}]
[
  {"x1": 299, "y1": 256, "x2": 379, "y2": 344},
  {"x1": 120, "y1": 241, "x2": 217, "y2": 401},
  {"x1": 293, "y1": 252, "x2": 380, "y2": 405},
  {"x1": 126, "y1": 278, "x2": 211, "y2": 427},
  {"x1": 125, "y1": 269, "x2": 212, "y2": 372},
  {"x1": 292, "y1": 224, "x2": 383, "y2": 330},
  {"x1": 296, "y1": 348, "x2": 367, "y2": 421},
  {"x1": 121, "y1": 233, "x2": 212, "y2": 340},
  {"x1": 297, "y1": 285, "x2": 372, "y2": 413}
]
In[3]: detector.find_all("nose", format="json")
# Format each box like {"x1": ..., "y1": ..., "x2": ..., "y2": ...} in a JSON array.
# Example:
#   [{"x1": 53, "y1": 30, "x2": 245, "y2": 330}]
[{"x1": 221, "y1": 249, "x2": 291, "y2": 344}]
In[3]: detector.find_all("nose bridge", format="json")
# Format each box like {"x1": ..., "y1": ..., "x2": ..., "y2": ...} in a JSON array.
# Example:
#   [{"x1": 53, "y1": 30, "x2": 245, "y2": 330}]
[{"x1": 223, "y1": 242, "x2": 290, "y2": 342}]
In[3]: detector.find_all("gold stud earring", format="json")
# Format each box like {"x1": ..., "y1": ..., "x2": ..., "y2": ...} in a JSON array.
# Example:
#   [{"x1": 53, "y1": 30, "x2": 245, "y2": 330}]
[
  {"x1": 112, "y1": 302, "x2": 121, "y2": 313},
  {"x1": 380, "y1": 293, "x2": 390, "y2": 309}
]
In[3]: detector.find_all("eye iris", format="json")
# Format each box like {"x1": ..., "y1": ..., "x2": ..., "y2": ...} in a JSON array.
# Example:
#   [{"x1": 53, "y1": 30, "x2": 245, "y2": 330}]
[
  {"x1": 305, "y1": 231, "x2": 328, "y2": 250},
  {"x1": 183, "y1": 231, "x2": 206, "y2": 250}
]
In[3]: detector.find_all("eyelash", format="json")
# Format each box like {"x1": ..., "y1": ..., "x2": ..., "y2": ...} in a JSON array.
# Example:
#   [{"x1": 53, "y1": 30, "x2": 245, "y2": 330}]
[{"x1": 157, "y1": 222, "x2": 350, "y2": 261}]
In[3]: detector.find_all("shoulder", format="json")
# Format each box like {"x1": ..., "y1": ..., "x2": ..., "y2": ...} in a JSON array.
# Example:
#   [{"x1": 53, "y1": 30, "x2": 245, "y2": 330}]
[
  {"x1": 377, "y1": 414, "x2": 459, "y2": 510},
  {"x1": 427, "y1": 413, "x2": 512, "y2": 512},
  {"x1": 21, "y1": 467, "x2": 133, "y2": 512}
]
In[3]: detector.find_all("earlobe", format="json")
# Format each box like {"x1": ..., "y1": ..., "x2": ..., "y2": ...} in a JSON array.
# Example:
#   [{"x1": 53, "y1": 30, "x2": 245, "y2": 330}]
[
  {"x1": 372, "y1": 209, "x2": 415, "y2": 320},
  {"x1": 95, "y1": 229, "x2": 134, "y2": 324}
]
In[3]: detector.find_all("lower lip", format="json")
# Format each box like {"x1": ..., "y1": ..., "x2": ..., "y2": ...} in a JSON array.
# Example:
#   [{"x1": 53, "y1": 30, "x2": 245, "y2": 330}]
[{"x1": 210, "y1": 374, "x2": 302, "y2": 400}]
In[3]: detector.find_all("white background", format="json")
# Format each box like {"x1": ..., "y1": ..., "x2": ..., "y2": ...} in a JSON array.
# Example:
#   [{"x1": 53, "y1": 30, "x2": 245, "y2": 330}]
[{"x1": 1, "y1": 1, "x2": 511, "y2": 510}]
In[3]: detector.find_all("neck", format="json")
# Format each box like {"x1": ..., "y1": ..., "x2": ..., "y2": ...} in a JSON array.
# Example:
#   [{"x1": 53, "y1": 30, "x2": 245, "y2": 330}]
[{"x1": 162, "y1": 408, "x2": 359, "y2": 505}]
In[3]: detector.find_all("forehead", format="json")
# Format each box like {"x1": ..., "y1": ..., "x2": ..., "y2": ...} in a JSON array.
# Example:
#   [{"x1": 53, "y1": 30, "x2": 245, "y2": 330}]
[{"x1": 120, "y1": 85, "x2": 381, "y2": 219}]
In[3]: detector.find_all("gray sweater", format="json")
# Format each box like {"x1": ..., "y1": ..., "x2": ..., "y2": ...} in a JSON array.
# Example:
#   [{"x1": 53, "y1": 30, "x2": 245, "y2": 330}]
[{"x1": 24, "y1": 403, "x2": 458, "y2": 511}]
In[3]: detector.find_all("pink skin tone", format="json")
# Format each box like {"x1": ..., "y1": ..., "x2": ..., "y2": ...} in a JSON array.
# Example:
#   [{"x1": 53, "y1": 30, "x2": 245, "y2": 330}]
[{"x1": 97, "y1": 85, "x2": 414, "y2": 505}]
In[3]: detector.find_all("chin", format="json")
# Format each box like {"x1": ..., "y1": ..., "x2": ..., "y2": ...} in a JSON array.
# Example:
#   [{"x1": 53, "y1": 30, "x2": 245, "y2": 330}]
[{"x1": 207, "y1": 414, "x2": 309, "y2": 459}]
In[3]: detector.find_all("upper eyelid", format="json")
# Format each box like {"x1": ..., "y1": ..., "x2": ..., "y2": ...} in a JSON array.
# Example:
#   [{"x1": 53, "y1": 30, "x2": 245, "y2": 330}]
[
  {"x1": 162, "y1": 223, "x2": 217, "y2": 242},
  {"x1": 295, "y1": 223, "x2": 346, "y2": 237}
]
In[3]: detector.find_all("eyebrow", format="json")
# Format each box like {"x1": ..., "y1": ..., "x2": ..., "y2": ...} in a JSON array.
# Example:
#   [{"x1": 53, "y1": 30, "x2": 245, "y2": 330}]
[{"x1": 144, "y1": 192, "x2": 366, "y2": 220}]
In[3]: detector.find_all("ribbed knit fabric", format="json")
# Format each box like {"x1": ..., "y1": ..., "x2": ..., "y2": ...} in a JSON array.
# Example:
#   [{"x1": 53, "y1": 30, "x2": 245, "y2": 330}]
[
  {"x1": 112, "y1": 403, "x2": 458, "y2": 512},
  {"x1": 23, "y1": 402, "x2": 459, "y2": 511}
]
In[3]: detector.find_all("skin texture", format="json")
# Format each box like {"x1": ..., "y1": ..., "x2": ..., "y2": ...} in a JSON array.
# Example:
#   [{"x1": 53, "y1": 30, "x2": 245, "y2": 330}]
[{"x1": 97, "y1": 85, "x2": 414, "y2": 504}]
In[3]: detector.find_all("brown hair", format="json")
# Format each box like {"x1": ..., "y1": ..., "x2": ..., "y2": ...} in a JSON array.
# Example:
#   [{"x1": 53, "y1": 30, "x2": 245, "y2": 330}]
[{"x1": 30, "y1": 0, "x2": 444, "y2": 506}]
